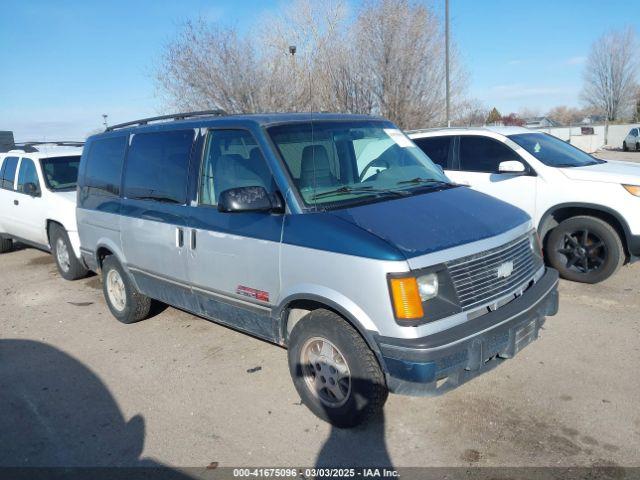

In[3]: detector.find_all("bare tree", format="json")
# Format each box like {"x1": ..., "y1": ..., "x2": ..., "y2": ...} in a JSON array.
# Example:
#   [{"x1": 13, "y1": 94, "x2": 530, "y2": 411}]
[
  {"x1": 155, "y1": 20, "x2": 267, "y2": 113},
  {"x1": 581, "y1": 27, "x2": 639, "y2": 141},
  {"x1": 453, "y1": 99, "x2": 487, "y2": 126},
  {"x1": 354, "y1": 0, "x2": 467, "y2": 128},
  {"x1": 155, "y1": 0, "x2": 467, "y2": 128},
  {"x1": 546, "y1": 105, "x2": 585, "y2": 126}
]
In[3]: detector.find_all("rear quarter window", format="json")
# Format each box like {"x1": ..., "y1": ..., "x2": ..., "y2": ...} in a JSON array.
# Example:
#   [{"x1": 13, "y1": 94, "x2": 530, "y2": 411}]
[
  {"x1": 83, "y1": 136, "x2": 127, "y2": 196},
  {"x1": 412, "y1": 136, "x2": 452, "y2": 169},
  {"x1": 0, "y1": 156, "x2": 19, "y2": 190}
]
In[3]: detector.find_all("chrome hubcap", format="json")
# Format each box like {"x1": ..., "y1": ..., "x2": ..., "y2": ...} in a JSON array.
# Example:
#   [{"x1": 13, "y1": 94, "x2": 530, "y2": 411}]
[
  {"x1": 106, "y1": 269, "x2": 126, "y2": 312},
  {"x1": 55, "y1": 238, "x2": 70, "y2": 272},
  {"x1": 300, "y1": 337, "x2": 351, "y2": 408}
]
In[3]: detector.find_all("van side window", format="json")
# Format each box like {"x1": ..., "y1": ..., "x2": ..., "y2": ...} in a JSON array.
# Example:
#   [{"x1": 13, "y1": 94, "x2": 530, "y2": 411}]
[
  {"x1": 412, "y1": 136, "x2": 452, "y2": 169},
  {"x1": 123, "y1": 130, "x2": 194, "y2": 204},
  {"x1": 17, "y1": 158, "x2": 40, "y2": 193},
  {"x1": 199, "y1": 130, "x2": 274, "y2": 206},
  {"x1": 0, "y1": 157, "x2": 19, "y2": 190},
  {"x1": 85, "y1": 137, "x2": 127, "y2": 196}
]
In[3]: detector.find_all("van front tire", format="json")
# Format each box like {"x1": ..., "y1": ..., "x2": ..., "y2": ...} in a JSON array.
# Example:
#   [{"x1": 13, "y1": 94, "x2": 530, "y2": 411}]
[
  {"x1": 50, "y1": 224, "x2": 88, "y2": 280},
  {"x1": 287, "y1": 309, "x2": 388, "y2": 428},
  {"x1": 101, "y1": 256, "x2": 151, "y2": 324}
]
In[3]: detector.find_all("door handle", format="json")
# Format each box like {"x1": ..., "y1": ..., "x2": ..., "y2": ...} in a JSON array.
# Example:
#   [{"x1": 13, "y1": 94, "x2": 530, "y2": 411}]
[
  {"x1": 190, "y1": 229, "x2": 197, "y2": 250},
  {"x1": 176, "y1": 228, "x2": 184, "y2": 248},
  {"x1": 13, "y1": 200, "x2": 18, "y2": 206}
]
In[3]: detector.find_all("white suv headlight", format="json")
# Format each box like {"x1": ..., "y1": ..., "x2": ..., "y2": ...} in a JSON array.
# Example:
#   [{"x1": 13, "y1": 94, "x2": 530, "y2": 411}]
[{"x1": 417, "y1": 273, "x2": 439, "y2": 301}]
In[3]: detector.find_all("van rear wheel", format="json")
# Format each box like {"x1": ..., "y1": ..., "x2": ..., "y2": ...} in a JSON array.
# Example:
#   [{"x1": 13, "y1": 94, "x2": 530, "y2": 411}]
[
  {"x1": 0, "y1": 236, "x2": 12, "y2": 253},
  {"x1": 287, "y1": 309, "x2": 388, "y2": 428},
  {"x1": 101, "y1": 255, "x2": 151, "y2": 324}
]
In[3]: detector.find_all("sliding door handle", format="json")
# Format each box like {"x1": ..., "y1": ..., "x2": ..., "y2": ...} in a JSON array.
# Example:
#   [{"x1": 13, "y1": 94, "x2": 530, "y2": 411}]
[
  {"x1": 176, "y1": 228, "x2": 184, "y2": 248},
  {"x1": 13, "y1": 200, "x2": 19, "y2": 206},
  {"x1": 190, "y1": 229, "x2": 197, "y2": 250}
]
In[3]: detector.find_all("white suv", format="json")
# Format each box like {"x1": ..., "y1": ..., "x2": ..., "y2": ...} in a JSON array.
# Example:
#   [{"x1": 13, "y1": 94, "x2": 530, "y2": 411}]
[
  {"x1": 0, "y1": 142, "x2": 88, "y2": 280},
  {"x1": 409, "y1": 127, "x2": 640, "y2": 283}
]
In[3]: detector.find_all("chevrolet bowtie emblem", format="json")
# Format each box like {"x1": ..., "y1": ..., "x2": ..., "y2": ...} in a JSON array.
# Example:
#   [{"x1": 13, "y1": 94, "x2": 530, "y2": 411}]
[{"x1": 496, "y1": 260, "x2": 514, "y2": 279}]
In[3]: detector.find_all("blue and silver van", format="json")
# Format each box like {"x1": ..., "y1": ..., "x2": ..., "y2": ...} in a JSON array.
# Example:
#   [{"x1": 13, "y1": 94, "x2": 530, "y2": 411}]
[{"x1": 77, "y1": 112, "x2": 559, "y2": 427}]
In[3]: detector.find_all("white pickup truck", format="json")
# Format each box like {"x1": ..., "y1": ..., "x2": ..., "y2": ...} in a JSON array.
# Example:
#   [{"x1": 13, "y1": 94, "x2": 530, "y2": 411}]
[
  {"x1": 0, "y1": 142, "x2": 88, "y2": 280},
  {"x1": 409, "y1": 126, "x2": 640, "y2": 283}
]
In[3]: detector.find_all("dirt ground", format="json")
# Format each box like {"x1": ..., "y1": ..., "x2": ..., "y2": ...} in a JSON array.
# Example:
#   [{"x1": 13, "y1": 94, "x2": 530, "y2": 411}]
[{"x1": 0, "y1": 149, "x2": 638, "y2": 474}]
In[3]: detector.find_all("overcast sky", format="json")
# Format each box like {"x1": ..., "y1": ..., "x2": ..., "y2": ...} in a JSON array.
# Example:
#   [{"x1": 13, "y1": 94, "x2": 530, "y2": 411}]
[{"x1": 1, "y1": 0, "x2": 639, "y2": 141}]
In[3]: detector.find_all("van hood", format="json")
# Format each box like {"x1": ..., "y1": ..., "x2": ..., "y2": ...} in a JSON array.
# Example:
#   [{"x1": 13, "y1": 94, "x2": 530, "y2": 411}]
[
  {"x1": 329, "y1": 186, "x2": 531, "y2": 259},
  {"x1": 559, "y1": 160, "x2": 640, "y2": 185}
]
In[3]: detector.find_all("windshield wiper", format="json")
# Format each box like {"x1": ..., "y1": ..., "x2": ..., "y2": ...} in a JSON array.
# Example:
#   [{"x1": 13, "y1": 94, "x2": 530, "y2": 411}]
[
  {"x1": 397, "y1": 177, "x2": 452, "y2": 186},
  {"x1": 135, "y1": 195, "x2": 181, "y2": 204},
  {"x1": 312, "y1": 185, "x2": 407, "y2": 200}
]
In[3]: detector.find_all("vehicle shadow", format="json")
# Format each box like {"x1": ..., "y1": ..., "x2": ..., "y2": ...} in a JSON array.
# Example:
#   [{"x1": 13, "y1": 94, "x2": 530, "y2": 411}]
[
  {"x1": 0, "y1": 339, "x2": 192, "y2": 478},
  {"x1": 315, "y1": 411, "x2": 392, "y2": 469},
  {"x1": 291, "y1": 365, "x2": 394, "y2": 473}
]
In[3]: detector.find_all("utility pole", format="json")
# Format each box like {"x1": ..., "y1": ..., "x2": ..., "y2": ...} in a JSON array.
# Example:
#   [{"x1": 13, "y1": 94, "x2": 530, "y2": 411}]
[{"x1": 445, "y1": 0, "x2": 451, "y2": 127}]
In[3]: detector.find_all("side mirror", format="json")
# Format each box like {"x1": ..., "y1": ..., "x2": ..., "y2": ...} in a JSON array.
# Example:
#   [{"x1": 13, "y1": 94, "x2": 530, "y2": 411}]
[
  {"x1": 498, "y1": 160, "x2": 527, "y2": 175},
  {"x1": 218, "y1": 186, "x2": 273, "y2": 213},
  {"x1": 24, "y1": 182, "x2": 40, "y2": 196}
]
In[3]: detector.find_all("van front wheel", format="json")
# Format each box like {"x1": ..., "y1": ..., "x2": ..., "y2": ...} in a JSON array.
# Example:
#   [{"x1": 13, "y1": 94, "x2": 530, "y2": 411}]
[
  {"x1": 287, "y1": 309, "x2": 388, "y2": 428},
  {"x1": 101, "y1": 255, "x2": 151, "y2": 324}
]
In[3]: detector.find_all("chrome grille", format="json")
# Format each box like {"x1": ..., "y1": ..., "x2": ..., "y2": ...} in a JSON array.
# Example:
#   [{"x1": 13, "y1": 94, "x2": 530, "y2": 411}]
[{"x1": 447, "y1": 234, "x2": 542, "y2": 312}]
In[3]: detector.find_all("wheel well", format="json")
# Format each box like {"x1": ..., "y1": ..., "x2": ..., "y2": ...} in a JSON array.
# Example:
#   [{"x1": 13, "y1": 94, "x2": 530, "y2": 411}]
[
  {"x1": 540, "y1": 207, "x2": 629, "y2": 257},
  {"x1": 45, "y1": 220, "x2": 64, "y2": 244},
  {"x1": 281, "y1": 299, "x2": 375, "y2": 348},
  {"x1": 280, "y1": 298, "x2": 386, "y2": 372},
  {"x1": 96, "y1": 247, "x2": 113, "y2": 268},
  {"x1": 282, "y1": 300, "x2": 334, "y2": 344}
]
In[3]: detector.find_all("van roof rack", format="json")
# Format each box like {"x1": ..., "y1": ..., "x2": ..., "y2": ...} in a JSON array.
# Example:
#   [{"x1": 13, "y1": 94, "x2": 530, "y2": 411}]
[{"x1": 105, "y1": 110, "x2": 227, "y2": 131}]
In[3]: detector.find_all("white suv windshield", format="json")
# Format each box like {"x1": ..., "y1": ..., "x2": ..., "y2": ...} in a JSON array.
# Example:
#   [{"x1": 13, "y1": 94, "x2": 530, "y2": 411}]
[
  {"x1": 268, "y1": 121, "x2": 452, "y2": 209},
  {"x1": 508, "y1": 133, "x2": 601, "y2": 168}
]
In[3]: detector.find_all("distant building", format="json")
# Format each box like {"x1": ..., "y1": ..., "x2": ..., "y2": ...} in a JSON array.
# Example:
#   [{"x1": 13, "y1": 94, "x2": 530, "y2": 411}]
[
  {"x1": 579, "y1": 115, "x2": 606, "y2": 125},
  {"x1": 0, "y1": 131, "x2": 14, "y2": 152},
  {"x1": 524, "y1": 117, "x2": 559, "y2": 128}
]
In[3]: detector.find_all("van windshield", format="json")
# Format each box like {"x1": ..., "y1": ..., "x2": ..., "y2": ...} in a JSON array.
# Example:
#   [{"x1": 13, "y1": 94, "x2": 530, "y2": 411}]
[
  {"x1": 40, "y1": 156, "x2": 81, "y2": 191},
  {"x1": 267, "y1": 121, "x2": 452, "y2": 209},
  {"x1": 508, "y1": 133, "x2": 602, "y2": 168}
]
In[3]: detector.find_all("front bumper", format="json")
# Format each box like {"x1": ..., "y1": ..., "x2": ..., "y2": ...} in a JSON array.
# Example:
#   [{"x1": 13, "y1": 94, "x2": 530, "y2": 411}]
[{"x1": 375, "y1": 268, "x2": 559, "y2": 396}]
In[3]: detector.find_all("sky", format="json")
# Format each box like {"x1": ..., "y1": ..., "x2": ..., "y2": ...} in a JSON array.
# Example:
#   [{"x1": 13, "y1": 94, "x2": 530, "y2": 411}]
[{"x1": 1, "y1": 0, "x2": 639, "y2": 141}]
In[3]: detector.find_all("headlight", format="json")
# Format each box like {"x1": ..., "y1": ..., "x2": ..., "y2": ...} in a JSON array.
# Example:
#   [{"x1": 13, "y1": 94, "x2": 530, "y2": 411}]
[
  {"x1": 417, "y1": 273, "x2": 439, "y2": 301},
  {"x1": 623, "y1": 184, "x2": 640, "y2": 197},
  {"x1": 388, "y1": 268, "x2": 461, "y2": 325}
]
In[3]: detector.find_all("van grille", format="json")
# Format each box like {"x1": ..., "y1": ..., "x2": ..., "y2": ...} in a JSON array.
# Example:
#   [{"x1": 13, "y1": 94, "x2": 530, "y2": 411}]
[{"x1": 447, "y1": 234, "x2": 542, "y2": 312}]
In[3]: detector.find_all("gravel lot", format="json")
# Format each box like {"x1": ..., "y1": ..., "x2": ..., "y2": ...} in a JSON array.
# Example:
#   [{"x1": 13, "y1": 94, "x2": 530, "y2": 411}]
[{"x1": 0, "y1": 149, "x2": 638, "y2": 473}]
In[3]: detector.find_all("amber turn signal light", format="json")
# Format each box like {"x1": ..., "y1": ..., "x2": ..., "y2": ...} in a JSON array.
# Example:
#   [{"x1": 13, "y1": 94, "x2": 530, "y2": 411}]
[
  {"x1": 623, "y1": 184, "x2": 640, "y2": 197},
  {"x1": 390, "y1": 277, "x2": 424, "y2": 320}
]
